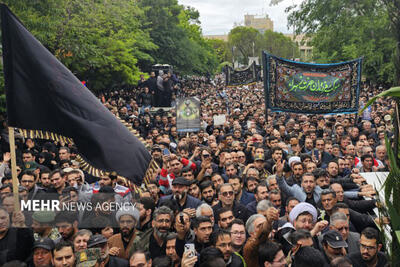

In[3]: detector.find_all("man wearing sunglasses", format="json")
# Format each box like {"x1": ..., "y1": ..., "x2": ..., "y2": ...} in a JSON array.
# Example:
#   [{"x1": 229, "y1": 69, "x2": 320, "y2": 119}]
[{"x1": 212, "y1": 183, "x2": 250, "y2": 224}]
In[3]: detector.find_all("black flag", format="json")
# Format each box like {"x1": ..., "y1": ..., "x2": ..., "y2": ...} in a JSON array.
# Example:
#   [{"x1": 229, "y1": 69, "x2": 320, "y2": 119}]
[{"x1": 1, "y1": 5, "x2": 152, "y2": 185}]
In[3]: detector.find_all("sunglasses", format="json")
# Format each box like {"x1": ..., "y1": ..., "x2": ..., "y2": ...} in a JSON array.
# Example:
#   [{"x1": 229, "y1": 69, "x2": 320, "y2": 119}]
[
  {"x1": 202, "y1": 154, "x2": 210, "y2": 158},
  {"x1": 221, "y1": 191, "x2": 234, "y2": 197}
]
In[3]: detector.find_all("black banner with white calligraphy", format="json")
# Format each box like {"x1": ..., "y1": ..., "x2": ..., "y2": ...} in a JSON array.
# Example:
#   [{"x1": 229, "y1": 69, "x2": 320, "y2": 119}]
[
  {"x1": 262, "y1": 52, "x2": 362, "y2": 114},
  {"x1": 225, "y1": 62, "x2": 257, "y2": 87}
]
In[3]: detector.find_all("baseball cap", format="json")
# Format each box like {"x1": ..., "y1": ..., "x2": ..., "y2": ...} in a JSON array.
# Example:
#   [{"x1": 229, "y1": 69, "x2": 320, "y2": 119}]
[
  {"x1": 384, "y1": 114, "x2": 391, "y2": 122},
  {"x1": 323, "y1": 230, "x2": 348, "y2": 248},
  {"x1": 87, "y1": 234, "x2": 108, "y2": 248},
  {"x1": 75, "y1": 248, "x2": 102, "y2": 267},
  {"x1": 32, "y1": 210, "x2": 56, "y2": 223},
  {"x1": 24, "y1": 161, "x2": 39, "y2": 171},
  {"x1": 33, "y1": 238, "x2": 55, "y2": 251},
  {"x1": 254, "y1": 154, "x2": 265, "y2": 162}
]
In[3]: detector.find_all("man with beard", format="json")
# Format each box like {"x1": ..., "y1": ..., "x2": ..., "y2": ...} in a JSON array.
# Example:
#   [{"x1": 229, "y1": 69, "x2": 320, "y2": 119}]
[
  {"x1": 108, "y1": 205, "x2": 140, "y2": 259},
  {"x1": 276, "y1": 159, "x2": 322, "y2": 206},
  {"x1": 321, "y1": 230, "x2": 348, "y2": 265},
  {"x1": 51, "y1": 241, "x2": 75, "y2": 267},
  {"x1": 159, "y1": 177, "x2": 201, "y2": 218},
  {"x1": 151, "y1": 145, "x2": 163, "y2": 169},
  {"x1": 133, "y1": 206, "x2": 182, "y2": 260},
  {"x1": 246, "y1": 182, "x2": 268, "y2": 215},
  {"x1": 320, "y1": 189, "x2": 338, "y2": 222},
  {"x1": 54, "y1": 212, "x2": 78, "y2": 243},
  {"x1": 212, "y1": 229, "x2": 245, "y2": 267},
  {"x1": 228, "y1": 175, "x2": 255, "y2": 206},
  {"x1": 94, "y1": 173, "x2": 131, "y2": 204},
  {"x1": 313, "y1": 168, "x2": 330, "y2": 189},
  {"x1": 136, "y1": 197, "x2": 155, "y2": 232},
  {"x1": 88, "y1": 234, "x2": 128, "y2": 266},
  {"x1": 199, "y1": 181, "x2": 216, "y2": 206},
  {"x1": 217, "y1": 207, "x2": 235, "y2": 230},
  {"x1": 165, "y1": 233, "x2": 180, "y2": 267},
  {"x1": 31, "y1": 210, "x2": 60, "y2": 241},
  {"x1": 147, "y1": 181, "x2": 161, "y2": 205},
  {"x1": 286, "y1": 161, "x2": 304, "y2": 186},
  {"x1": 193, "y1": 216, "x2": 214, "y2": 253},
  {"x1": 347, "y1": 227, "x2": 387, "y2": 267}
]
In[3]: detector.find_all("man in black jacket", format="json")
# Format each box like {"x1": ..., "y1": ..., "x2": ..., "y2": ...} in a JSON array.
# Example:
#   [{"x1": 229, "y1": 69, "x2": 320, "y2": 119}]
[
  {"x1": 212, "y1": 229, "x2": 245, "y2": 267},
  {"x1": 212, "y1": 183, "x2": 249, "y2": 223},
  {"x1": 0, "y1": 207, "x2": 34, "y2": 265},
  {"x1": 347, "y1": 227, "x2": 387, "y2": 267}
]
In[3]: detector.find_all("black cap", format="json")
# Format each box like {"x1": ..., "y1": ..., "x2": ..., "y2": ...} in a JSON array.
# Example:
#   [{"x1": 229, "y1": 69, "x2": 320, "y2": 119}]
[
  {"x1": 323, "y1": 230, "x2": 348, "y2": 248},
  {"x1": 172, "y1": 177, "x2": 191, "y2": 186},
  {"x1": 152, "y1": 144, "x2": 162, "y2": 151},
  {"x1": 87, "y1": 234, "x2": 108, "y2": 248},
  {"x1": 33, "y1": 238, "x2": 55, "y2": 251}
]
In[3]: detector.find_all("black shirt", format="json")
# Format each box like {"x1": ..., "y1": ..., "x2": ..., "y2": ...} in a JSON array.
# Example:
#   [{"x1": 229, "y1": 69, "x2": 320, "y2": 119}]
[
  {"x1": 149, "y1": 232, "x2": 167, "y2": 259},
  {"x1": 347, "y1": 251, "x2": 388, "y2": 267}
]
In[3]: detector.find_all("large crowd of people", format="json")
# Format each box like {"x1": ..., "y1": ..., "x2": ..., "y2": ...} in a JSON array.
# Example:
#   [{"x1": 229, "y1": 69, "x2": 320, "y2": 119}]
[{"x1": 0, "y1": 71, "x2": 394, "y2": 267}]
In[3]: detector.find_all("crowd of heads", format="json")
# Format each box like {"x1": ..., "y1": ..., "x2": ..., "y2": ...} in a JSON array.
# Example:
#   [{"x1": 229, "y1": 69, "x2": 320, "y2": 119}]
[{"x1": 0, "y1": 75, "x2": 392, "y2": 267}]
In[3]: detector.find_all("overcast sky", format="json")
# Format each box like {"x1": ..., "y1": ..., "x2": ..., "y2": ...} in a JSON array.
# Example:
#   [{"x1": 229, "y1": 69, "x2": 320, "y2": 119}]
[{"x1": 178, "y1": 0, "x2": 300, "y2": 35}]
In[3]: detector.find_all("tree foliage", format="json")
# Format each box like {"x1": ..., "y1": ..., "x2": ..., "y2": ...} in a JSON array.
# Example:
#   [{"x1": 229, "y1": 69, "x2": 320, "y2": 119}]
[
  {"x1": 286, "y1": 0, "x2": 397, "y2": 85},
  {"x1": 0, "y1": 0, "x2": 219, "y2": 93},
  {"x1": 228, "y1": 26, "x2": 299, "y2": 65},
  {"x1": 139, "y1": 0, "x2": 218, "y2": 75}
]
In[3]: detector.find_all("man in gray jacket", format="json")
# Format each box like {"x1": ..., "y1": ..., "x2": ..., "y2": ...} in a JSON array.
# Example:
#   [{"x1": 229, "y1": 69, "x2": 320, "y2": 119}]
[{"x1": 276, "y1": 159, "x2": 322, "y2": 206}]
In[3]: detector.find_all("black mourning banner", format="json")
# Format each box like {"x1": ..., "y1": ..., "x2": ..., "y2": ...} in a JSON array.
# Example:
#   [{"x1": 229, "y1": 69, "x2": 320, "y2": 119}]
[
  {"x1": 225, "y1": 62, "x2": 257, "y2": 87},
  {"x1": 1, "y1": 5, "x2": 152, "y2": 185},
  {"x1": 263, "y1": 52, "x2": 362, "y2": 114}
]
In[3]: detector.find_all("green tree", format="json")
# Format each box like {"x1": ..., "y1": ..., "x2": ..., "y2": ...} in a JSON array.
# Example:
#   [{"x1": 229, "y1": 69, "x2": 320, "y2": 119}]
[
  {"x1": 139, "y1": 0, "x2": 217, "y2": 75},
  {"x1": 207, "y1": 39, "x2": 229, "y2": 64},
  {"x1": 263, "y1": 30, "x2": 299, "y2": 59},
  {"x1": 228, "y1": 26, "x2": 262, "y2": 65},
  {"x1": 2, "y1": 0, "x2": 157, "y2": 91},
  {"x1": 228, "y1": 26, "x2": 299, "y2": 65},
  {"x1": 286, "y1": 0, "x2": 396, "y2": 85}
]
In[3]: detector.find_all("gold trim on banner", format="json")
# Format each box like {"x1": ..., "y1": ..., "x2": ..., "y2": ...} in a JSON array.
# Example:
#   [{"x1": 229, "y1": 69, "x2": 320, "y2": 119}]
[
  {"x1": 11, "y1": 123, "x2": 159, "y2": 194},
  {"x1": 226, "y1": 82, "x2": 257, "y2": 88}
]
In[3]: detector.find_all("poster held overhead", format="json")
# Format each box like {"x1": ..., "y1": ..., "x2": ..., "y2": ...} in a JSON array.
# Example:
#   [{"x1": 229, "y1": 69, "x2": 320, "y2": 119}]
[{"x1": 176, "y1": 97, "x2": 201, "y2": 133}]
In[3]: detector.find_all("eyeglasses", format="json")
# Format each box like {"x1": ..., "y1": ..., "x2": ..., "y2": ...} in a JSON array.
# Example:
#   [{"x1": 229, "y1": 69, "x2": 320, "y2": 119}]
[
  {"x1": 202, "y1": 154, "x2": 210, "y2": 158},
  {"x1": 21, "y1": 180, "x2": 34, "y2": 184},
  {"x1": 221, "y1": 191, "x2": 234, "y2": 197},
  {"x1": 231, "y1": 231, "x2": 246, "y2": 236},
  {"x1": 360, "y1": 243, "x2": 377, "y2": 251}
]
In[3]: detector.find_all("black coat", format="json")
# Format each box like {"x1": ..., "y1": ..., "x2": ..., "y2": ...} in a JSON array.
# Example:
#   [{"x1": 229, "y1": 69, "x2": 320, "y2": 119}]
[
  {"x1": 212, "y1": 201, "x2": 250, "y2": 223},
  {"x1": 0, "y1": 228, "x2": 34, "y2": 265}
]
